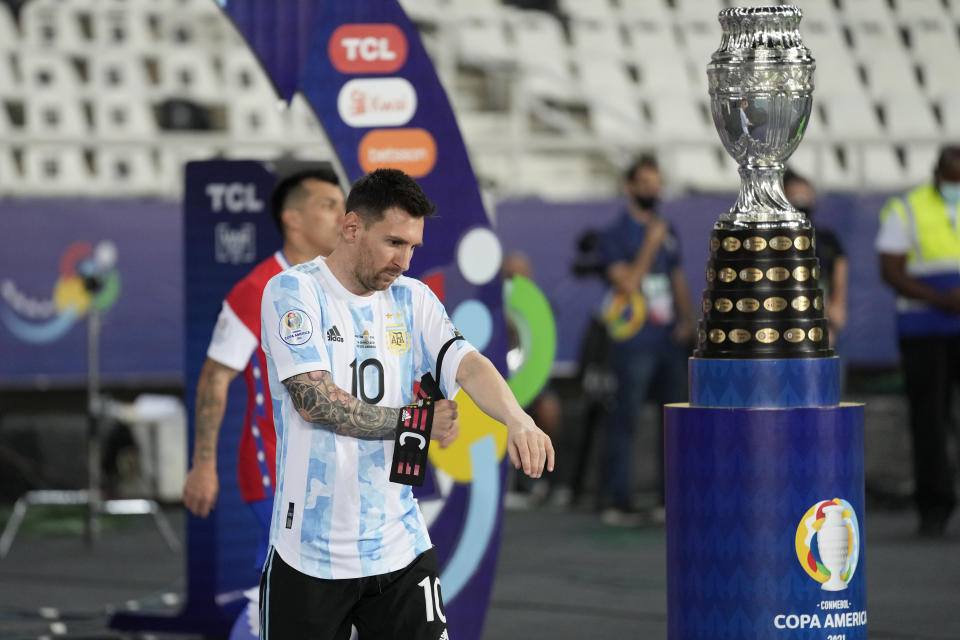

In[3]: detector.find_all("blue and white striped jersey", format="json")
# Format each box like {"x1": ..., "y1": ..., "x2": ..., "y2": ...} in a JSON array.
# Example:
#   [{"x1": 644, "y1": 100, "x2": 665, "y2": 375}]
[{"x1": 260, "y1": 257, "x2": 475, "y2": 579}]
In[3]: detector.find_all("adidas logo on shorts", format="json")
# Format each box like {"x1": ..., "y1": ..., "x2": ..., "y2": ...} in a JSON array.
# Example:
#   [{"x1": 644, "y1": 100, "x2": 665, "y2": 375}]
[{"x1": 326, "y1": 326, "x2": 344, "y2": 343}]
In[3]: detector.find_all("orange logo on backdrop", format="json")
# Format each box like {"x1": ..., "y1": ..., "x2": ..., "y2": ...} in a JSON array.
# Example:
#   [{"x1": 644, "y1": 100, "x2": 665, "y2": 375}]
[
  {"x1": 329, "y1": 24, "x2": 408, "y2": 74},
  {"x1": 358, "y1": 128, "x2": 437, "y2": 178}
]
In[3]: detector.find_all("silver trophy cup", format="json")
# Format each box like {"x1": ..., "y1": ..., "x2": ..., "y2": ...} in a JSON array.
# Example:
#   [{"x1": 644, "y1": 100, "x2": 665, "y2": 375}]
[{"x1": 708, "y1": 5, "x2": 815, "y2": 228}]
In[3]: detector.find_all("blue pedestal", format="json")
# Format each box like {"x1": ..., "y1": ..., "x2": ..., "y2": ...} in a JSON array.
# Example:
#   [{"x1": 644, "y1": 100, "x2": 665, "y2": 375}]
[{"x1": 665, "y1": 358, "x2": 866, "y2": 640}]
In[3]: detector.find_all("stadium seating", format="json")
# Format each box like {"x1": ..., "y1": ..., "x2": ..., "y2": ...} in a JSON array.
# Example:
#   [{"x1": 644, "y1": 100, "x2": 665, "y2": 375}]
[{"x1": 0, "y1": 0, "x2": 957, "y2": 198}]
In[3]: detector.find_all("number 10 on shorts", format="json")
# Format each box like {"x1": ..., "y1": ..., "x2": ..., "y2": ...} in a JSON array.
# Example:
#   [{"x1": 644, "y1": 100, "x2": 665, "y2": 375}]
[{"x1": 418, "y1": 576, "x2": 446, "y2": 623}]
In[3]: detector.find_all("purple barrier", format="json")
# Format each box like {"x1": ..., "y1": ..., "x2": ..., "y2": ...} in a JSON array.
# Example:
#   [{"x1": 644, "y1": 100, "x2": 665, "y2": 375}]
[{"x1": 0, "y1": 191, "x2": 901, "y2": 389}]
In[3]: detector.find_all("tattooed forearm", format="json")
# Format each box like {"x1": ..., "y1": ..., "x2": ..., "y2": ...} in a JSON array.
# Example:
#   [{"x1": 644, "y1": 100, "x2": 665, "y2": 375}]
[
  {"x1": 284, "y1": 371, "x2": 400, "y2": 440},
  {"x1": 193, "y1": 358, "x2": 239, "y2": 464}
]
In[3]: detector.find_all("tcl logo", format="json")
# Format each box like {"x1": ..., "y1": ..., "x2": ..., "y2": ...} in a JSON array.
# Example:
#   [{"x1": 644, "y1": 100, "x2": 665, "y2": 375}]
[{"x1": 329, "y1": 24, "x2": 408, "y2": 74}]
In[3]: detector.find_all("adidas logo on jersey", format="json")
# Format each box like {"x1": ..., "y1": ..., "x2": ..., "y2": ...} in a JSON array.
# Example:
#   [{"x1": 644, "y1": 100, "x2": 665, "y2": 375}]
[
  {"x1": 326, "y1": 326, "x2": 344, "y2": 343},
  {"x1": 439, "y1": 629, "x2": 449, "y2": 640}
]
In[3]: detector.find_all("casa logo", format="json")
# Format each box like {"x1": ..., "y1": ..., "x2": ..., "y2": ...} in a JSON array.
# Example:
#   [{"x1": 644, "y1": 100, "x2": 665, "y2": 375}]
[
  {"x1": 356, "y1": 329, "x2": 376, "y2": 349},
  {"x1": 329, "y1": 24, "x2": 408, "y2": 74},
  {"x1": 215, "y1": 222, "x2": 256, "y2": 265},
  {"x1": 795, "y1": 498, "x2": 860, "y2": 592},
  {"x1": 386, "y1": 322, "x2": 411, "y2": 355},
  {"x1": 358, "y1": 128, "x2": 437, "y2": 178},
  {"x1": 337, "y1": 78, "x2": 417, "y2": 128},
  {"x1": 279, "y1": 309, "x2": 313, "y2": 346},
  {"x1": 2, "y1": 240, "x2": 120, "y2": 344}
]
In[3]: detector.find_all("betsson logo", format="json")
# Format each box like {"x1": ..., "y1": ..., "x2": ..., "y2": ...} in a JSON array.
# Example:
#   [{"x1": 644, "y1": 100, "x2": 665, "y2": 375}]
[
  {"x1": 337, "y1": 78, "x2": 417, "y2": 128},
  {"x1": 329, "y1": 24, "x2": 408, "y2": 74},
  {"x1": 358, "y1": 128, "x2": 437, "y2": 178}
]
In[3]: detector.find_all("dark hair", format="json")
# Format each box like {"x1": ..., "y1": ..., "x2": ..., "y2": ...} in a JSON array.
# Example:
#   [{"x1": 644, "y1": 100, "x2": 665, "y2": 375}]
[
  {"x1": 782, "y1": 167, "x2": 809, "y2": 189},
  {"x1": 623, "y1": 154, "x2": 659, "y2": 182},
  {"x1": 270, "y1": 167, "x2": 341, "y2": 233},
  {"x1": 935, "y1": 144, "x2": 960, "y2": 174},
  {"x1": 346, "y1": 169, "x2": 437, "y2": 225}
]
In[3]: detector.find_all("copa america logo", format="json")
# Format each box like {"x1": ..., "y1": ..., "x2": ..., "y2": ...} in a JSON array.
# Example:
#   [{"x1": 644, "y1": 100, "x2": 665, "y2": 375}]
[{"x1": 795, "y1": 498, "x2": 861, "y2": 591}]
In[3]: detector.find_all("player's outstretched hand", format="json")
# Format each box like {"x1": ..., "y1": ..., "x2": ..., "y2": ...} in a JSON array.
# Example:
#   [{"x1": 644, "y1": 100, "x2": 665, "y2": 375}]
[
  {"x1": 182, "y1": 464, "x2": 219, "y2": 518},
  {"x1": 507, "y1": 417, "x2": 555, "y2": 478},
  {"x1": 431, "y1": 399, "x2": 460, "y2": 449}
]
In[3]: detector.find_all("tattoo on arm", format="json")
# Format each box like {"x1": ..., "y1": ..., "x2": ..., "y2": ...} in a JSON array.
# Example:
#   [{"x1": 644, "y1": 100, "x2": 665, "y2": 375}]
[
  {"x1": 193, "y1": 359, "x2": 239, "y2": 464},
  {"x1": 284, "y1": 371, "x2": 399, "y2": 440}
]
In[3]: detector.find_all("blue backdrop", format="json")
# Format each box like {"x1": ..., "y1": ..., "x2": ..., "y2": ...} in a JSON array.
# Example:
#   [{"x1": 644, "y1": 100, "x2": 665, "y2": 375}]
[{"x1": 0, "y1": 191, "x2": 901, "y2": 388}]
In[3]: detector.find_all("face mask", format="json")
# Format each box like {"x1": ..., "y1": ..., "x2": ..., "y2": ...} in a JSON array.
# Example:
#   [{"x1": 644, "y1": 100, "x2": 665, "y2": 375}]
[
  {"x1": 633, "y1": 195, "x2": 659, "y2": 211},
  {"x1": 940, "y1": 182, "x2": 960, "y2": 207}
]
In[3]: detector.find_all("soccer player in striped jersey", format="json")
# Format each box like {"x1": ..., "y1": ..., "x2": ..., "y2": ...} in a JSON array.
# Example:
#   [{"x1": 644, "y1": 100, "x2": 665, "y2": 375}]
[{"x1": 259, "y1": 169, "x2": 554, "y2": 639}]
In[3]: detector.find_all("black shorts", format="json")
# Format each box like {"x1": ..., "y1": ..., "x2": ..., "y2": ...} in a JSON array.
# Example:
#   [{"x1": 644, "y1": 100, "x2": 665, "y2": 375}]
[{"x1": 259, "y1": 546, "x2": 449, "y2": 640}]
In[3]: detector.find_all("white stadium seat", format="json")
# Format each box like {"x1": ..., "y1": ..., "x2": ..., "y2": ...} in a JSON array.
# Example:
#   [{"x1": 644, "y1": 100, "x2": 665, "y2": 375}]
[
  {"x1": 559, "y1": 0, "x2": 616, "y2": 22},
  {"x1": 229, "y1": 98, "x2": 287, "y2": 142},
  {"x1": 671, "y1": 145, "x2": 737, "y2": 192},
  {"x1": 938, "y1": 95, "x2": 960, "y2": 137},
  {"x1": 818, "y1": 144, "x2": 863, "y2": 191},
  {"x1": 569, "y1": 18, "x2": 626, "y2": 62},
  {"x1": 0, "y1": 52, "x2": 19, "y2": 100},
  {"x1": 21, "y1": 145, "x2": 91, "y2": 195},
  {"x1": 862, "y1": 144, "x2": 909, "y2": 191},
  {"x1": 92, "y1": 96, "x2": 157, "y2": 140},
  {"x1": 819, "y1": 93, "x2": 883, "y2": 140},
  {"x1": 903, "y1": 143, "x2": 940, "y2": 185},
  {"x1": 673, "y1": 0, "x2": 725, "y2": 24},
  {"x1": 157, "y1": 50, "x2": 223, "y2": 103},
  {"x1": 0, "y1": 3, "x2": 19, "y2": 48},
  {"x1": 20, "y1": 51, "x2": 82, "y2": 94},
  {"x1": 861, "y1": 56, "x2": 921, "y2": 98},
  {"x1": 93, "y1": 6, "x2": 155, "y2": 51},
  {"x1": 24, "y1": 95, "x2": 88, "y2": 139},
  {"x1": 509, "y1": 10, "x2": 576, "y2": 101},
  {"x1": 456, "y1": 17, "x2": 515, "y2": 68},
  {"x1": 89, "y1": 52, "x2": 152, "y2": 95},
  {"x1": 882, "y1": 94, "x2": 940, "y2": 139},
  {"x1": 647, "y1": 96, "x2": 714, "y2": 143},
  {"x1": 94, "y1": 146, "x2": 158, "y2": 195},
  {"x1": 21, "y1": 0, "x2": 89, "y2": 52},
  {"x1": 618, "y1": 0, "x2": 670, "y2": 26},
  {"x1": 905, "y1": 20, "x2": 960, "y2": 64},
  {"x1": 922, "y1": 58, "x2": 960, "y2": 100},
  {"x1": 893, "y1": 0, "x2": 949, "y2": 22},
  {"x1": 0, "y1": 146, "x2": 21, "y2": 195}
]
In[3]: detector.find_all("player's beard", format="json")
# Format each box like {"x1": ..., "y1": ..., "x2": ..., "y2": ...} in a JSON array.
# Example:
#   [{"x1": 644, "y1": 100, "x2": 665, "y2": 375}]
[{"x1": 355, "y1": 252, "x2": 401, "y2": 292}]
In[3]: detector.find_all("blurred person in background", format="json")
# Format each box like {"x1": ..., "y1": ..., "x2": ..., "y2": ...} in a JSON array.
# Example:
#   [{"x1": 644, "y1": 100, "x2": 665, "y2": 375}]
[
  {"x1": 181, "y1": 168, "x2": 345, "y2": 566},
  {"x1": 596, "y1": 155, "x2": 693, "y2": 526},
  {"x1": 876, "y1": 145, "x2": 960, "y2": 538},
  {"x1": 783, "y1": 169, "x2": 848, "y2": 348}
]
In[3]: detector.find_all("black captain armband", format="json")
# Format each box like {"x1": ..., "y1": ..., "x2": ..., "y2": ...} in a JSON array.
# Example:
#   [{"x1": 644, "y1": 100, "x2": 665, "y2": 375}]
[
  {"x1": 390, "y1": 401, "x2": 434, "y2": 486},
  {"x1": 389, "y1": 334, "x2": 463, "y2": 486}
]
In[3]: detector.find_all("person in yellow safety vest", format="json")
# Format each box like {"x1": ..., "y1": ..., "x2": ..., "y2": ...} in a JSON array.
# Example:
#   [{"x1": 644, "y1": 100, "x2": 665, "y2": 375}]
[{"x1": 876, "y1": 144, "x2": 960, "y2": 538}]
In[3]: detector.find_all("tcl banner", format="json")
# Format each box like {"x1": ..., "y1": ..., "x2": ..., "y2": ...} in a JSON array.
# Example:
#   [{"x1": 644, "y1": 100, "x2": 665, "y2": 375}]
[{"x1": 328, "y1": 23, "x2": 408, "y2": 73}]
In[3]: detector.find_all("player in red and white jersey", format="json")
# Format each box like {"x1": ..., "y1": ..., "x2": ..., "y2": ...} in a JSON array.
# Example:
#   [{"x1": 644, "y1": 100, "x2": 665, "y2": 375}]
[{"x1": 182, "y1": 167, "x2": 346, "y2": 567}]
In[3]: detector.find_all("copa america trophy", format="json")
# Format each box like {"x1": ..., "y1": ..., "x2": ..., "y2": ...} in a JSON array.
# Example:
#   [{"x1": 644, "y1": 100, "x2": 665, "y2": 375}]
[
  {"x1": 665, "y1": 8, "x2": 868, "y2": 637},
  {"x1": 695, "y1": 5, "x2": 831, "y2": 358}
]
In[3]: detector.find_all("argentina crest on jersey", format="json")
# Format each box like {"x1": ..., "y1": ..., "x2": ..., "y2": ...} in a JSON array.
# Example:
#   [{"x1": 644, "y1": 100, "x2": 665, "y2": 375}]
[{"x1": 385, "y1": 315, "x2": 411, "y2": 355}]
